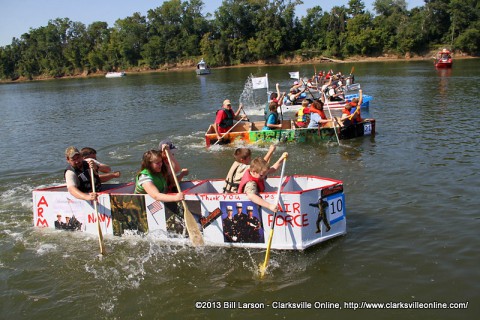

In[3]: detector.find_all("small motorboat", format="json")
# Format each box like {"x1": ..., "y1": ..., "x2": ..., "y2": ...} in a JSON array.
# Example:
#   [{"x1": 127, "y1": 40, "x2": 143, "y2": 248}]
[{"x1": 434, "y1": 49, "x2": 453, "y2": 68}]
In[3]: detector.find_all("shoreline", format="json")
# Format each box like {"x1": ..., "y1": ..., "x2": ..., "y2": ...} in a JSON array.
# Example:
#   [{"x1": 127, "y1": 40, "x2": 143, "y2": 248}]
[{"x1": 1, "y1": 54, "x2": 477, "y2": 84}]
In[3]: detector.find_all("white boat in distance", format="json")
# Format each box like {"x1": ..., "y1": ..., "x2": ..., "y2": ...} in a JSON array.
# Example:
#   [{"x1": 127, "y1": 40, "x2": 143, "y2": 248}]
[
  {"x1": 33, "y1": 175, "x2": 346, "y2": 250},
  {"x1": 105, "y1": 71, "x2": 126, "y2": 78},
  {"x1": 196, "y1": 59, "x2": 211, "y2": 75}
]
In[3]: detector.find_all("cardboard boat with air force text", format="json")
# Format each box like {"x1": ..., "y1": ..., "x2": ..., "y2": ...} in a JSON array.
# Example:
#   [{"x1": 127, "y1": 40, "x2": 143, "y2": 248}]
[{"x1": 33, "y1": 175, "x2": 346, "y2": 250}]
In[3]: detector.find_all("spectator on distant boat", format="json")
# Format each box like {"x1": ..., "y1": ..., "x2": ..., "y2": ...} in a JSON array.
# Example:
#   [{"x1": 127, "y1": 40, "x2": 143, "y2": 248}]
[
  {"x1": 308, "y1": 100, "x2": 330, "y2": 129},
  {"x1": 214, "y1": 99, "x2": 246, "y2": 141},
  {"x1": 295, "y1": 100, "x2": 311, "y2": 128},
  {"x1": 81, "y1": 147, "x2": 121, "y2": 183},
  {"x1": 134, "y1": 148, "x2": 184, "y2": 203},
  {"x1": 237, "y1": 153, "x2": 288, "y2": 213},
  {"x1": 263, "y1": 101, "x2": 282, "y2": 131},
  {"x1": 223, "y1": 145, "x2": 276, "y2": 193},
  {"x1": 64, "y1": 146, "x2": 101, "y2": 201}
]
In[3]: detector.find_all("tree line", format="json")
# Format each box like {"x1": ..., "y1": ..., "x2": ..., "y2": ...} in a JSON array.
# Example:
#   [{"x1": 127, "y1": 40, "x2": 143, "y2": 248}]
[{"x1": 0, "y1": 0, "x2": 478, "y2": 81}]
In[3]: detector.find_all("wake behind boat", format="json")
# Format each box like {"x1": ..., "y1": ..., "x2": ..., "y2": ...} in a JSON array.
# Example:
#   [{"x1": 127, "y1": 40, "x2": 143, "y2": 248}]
[{"x1": 33, "y1": 175, "x2": 346, "y2": 250}]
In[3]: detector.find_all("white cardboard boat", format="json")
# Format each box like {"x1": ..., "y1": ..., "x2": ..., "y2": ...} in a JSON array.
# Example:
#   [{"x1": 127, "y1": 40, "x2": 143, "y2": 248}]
[{"x1": 33, "y1": 175, "x2": 346, "y2": 250}]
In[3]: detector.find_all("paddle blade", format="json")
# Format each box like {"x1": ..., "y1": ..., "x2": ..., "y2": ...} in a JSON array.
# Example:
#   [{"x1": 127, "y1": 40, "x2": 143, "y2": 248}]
[
  {"x1": 259, "y1": 229, "x2": 274, "y2": 278},
  {"x1": 183, "y1": 202, "x2": 204, "y2": 246}
]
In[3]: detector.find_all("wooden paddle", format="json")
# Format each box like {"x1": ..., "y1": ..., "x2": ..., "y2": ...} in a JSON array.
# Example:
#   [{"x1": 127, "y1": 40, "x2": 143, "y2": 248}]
[
  {"x1": 259, "y1": 155, "x2": 287, "y2": 278},
  {"x1": 164, "y1": 149, "x2": 204, "y2": 246},
  {"x1": 212, "y1": 119, "x2": 244, "y2": 147},
  {"x1": 322, "y1": 92, "x2": 341, "y2": 145},
  {"x1": 89, "y1": 167, "x2": 106, "y2": 255}
]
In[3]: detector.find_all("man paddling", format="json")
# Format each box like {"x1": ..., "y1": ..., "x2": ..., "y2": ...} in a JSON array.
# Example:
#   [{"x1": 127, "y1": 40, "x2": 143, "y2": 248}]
[
  {"x1": 214, "y1": 99, "x2": 246, "y2": 142},
  {"x1": 64, "y1": 146, "x2": 101, "y2": 201}
]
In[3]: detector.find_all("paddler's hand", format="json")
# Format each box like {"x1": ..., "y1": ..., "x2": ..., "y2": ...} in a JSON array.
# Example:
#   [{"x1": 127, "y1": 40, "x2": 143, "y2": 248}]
[
  {"x1": 268, "y1": 203, "x2": 279, "y2": 213},
  {"x1": 174, "y1": 192, "x2": 185, "y2": 202},
  {"x1": 281, "y1": 152, "x2": 288, "y2": 161},
  {"x1": 85, "y1": 192, "x2": 98, "y2": 201},
  {"x1": 85, "y1": 158, "x2": 95, "y2": 169}
]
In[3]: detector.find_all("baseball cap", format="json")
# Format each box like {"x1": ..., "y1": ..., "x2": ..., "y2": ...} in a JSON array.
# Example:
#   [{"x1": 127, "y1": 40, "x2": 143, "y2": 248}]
[
  {"x1": 223, "y1": 99, "x2": 231, "y2": 106},
  {"x1": 159, "y1": 140, "x2": 177, "y2": 153},
  {"x1": 65, "y1": 146, "x2": 80, "y2": 158}
]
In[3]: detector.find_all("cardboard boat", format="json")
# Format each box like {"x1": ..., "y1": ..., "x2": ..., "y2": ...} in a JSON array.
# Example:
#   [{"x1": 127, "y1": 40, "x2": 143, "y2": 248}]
[
  {"x1": 205, "y1": 119, "x2": 375, "y2": 147},
  {"x1": 33, "y1": 175, "x2": 346, "y2": 250}
]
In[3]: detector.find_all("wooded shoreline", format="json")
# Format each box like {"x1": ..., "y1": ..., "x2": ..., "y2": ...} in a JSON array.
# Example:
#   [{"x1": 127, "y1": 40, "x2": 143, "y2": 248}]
[{"x1": 1, "y1": 54, "x2": 476, "y2": 84}]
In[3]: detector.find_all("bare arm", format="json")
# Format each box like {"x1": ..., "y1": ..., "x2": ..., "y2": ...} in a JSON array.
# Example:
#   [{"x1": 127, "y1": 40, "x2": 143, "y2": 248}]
[
  {"x1": 142, "y1": 181, "x2": 184, "y2": 202},
  {"x1": 99, "y1": 171, "x2": 121, "y2": 183},
  {"x1": 267, "y1": 152, "x2": 288, "y2": 174},
  {"x1": 67, "y1": 185, "x2": 97, "y2": 201},
  {"x1": 263, "y1": 145, "x2": 276, "y2": 163}
]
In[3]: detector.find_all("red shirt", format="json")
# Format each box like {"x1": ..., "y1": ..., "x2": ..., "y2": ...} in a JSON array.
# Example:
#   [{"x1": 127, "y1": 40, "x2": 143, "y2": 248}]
[{"x1": 215, "y1": 107, "x2": 233, "y2": 134}]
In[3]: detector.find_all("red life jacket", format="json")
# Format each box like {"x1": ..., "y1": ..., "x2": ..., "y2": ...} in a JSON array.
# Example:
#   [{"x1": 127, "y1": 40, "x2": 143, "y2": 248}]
[{"x1": 238, "y1": 169, "x2": 265, "y2": 193}]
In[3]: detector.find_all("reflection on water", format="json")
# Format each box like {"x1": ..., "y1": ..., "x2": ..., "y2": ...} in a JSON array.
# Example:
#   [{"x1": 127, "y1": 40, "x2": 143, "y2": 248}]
[{"x1": 0, "y1": 59, "x2": 479, "y2": 319}]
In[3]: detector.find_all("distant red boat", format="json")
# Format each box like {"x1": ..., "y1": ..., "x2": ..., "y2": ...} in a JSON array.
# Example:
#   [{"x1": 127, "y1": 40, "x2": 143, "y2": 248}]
[{"x1": 434, "y1": 49, "x2": 453, "y2": 68}]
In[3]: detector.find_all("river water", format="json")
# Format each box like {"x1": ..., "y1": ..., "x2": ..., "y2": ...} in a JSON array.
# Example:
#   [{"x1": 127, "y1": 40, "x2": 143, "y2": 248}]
[{"x1": 0, "y1": 59, "x2": 479, "y2": 319}]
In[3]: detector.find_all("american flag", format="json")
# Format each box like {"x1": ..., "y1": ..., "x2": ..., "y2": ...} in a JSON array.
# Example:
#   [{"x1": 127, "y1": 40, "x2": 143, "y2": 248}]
[{"x1": 147, "y1": 201, "x2": 163, "y2": 214}]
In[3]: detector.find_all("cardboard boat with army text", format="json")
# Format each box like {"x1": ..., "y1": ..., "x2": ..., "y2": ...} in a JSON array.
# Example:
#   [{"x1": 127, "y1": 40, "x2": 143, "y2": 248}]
[{"x1": 33, "y1": 175, "x2": 346, "y2": 250}]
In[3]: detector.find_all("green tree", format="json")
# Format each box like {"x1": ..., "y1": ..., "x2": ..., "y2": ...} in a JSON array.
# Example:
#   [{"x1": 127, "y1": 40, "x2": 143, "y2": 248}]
[{"x1": 113, "y1": 12, "x2": 148, "y2": 68}]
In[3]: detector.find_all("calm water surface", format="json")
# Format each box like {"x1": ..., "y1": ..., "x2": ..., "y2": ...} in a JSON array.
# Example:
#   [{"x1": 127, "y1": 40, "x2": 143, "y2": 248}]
[{"x1": 0, "y1": 59, "x2": 479, "y2": 319}]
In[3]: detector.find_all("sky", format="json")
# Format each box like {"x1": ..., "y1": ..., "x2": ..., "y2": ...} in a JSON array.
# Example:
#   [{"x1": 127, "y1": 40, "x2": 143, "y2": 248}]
[{"x1": 0, "y1": 0, "x2": 425, "y2": 47}]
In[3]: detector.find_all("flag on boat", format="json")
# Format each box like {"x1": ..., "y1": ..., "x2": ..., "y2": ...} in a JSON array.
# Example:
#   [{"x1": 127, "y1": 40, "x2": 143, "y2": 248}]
[
  {"x1": 289, "y1": 71, "x2": 299, "y2": 79},
  {"x1": 251, "y1": 76, "x2": 268, "y2": 90},
  {"x1": 147, "y1": 201, "x2": 163, "y2": 214}
]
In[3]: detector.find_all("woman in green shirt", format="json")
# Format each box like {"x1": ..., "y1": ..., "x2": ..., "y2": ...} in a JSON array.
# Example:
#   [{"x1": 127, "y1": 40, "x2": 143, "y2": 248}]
[{"x1": 134, "y1": 149, "x2": 184, "y2": 202}]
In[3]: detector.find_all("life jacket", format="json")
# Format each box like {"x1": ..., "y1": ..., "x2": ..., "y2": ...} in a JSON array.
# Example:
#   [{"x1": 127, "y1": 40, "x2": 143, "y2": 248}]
[
  {"x1": 310, "y1": 108, "x2": 327, "y2": 127},
  {"x1": 264, "y1": 111, "x2": 279, "y2": 129},
  {"x1": 296, "y1": 107, "x2": 309, "y2": 122},
  {"x1": 216, "y1": 108, "x2": 234, "y2": 128},
  {"x1": 238, "y1": 169, "x2": 265, "y2": 194},
  {"x1": 223, "y1": 162, "x2": 247, "y2": 193},
  {"x1": 65, "y1": 161, "x2": 101, "y2": 193},
  {"x1": 134, "y1": 168, "x2": 167, "y2": 194}
]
